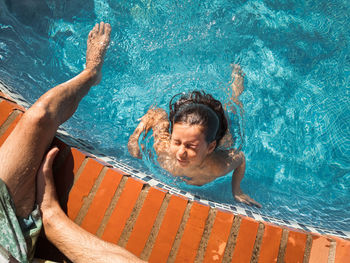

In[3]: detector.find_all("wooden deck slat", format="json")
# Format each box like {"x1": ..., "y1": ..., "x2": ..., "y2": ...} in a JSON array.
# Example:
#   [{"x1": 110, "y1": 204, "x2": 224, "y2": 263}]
[
  {"x1": 148, "y1": 195, "x2": 188, "y2": 263},
  {"x1": 174, "y1": 202, "x2": 210, "y2": 263},
  {"x1": 308, "y1": 234, "x2": 331, "y2": 263},
  {"x1": 54, "y1": 148, "x2": 86, "y2": 210},
  {"x1": 334, "y1": 237, "x2": 350, "y2": 263},
  {"x1": 284, "y1": 230, "x2": 307, "y2": 263},
  {"x1": 80, "y1": 168, "x2": 123, "y2": 234},
  {"x1": 126, "y1": 187, "x2": 167, "y2": 256},
  {"x1": 203, "y1": 210, "x2": 234, "y2": 263},
  {"x1": 0, "y1": 114, "x2": 22, "y2": 146},
  {"x1": 231, "y1": 216, "x2": 260, "y2": 263},
  {"x1": 67, "y1": 158, "x2": 104, "y2": 220},
  {"x1": 0, "y1": 100, "x2": 18, "y2": 126},
  {"x1": 101, "y1": 178, "x2": 144, "y2": 244},
  {"x1": 258, "y1": 223, "x2": 283, "y2": 263}
]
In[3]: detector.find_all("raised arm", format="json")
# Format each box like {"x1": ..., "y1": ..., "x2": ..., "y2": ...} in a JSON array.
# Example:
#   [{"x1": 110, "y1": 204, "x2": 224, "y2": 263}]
[
  {"x1": 229, "y1": 64, "x2": 245, "y2": 108},
  {"x1": 128, "y1": 108, "x2": 170, "y2": 158},
  {"x1": 127, "y1": 117, "x2": 148, "y2": 159},
  {"x1": 37, "y1": 148, "x2": 146, "y2": 263}
]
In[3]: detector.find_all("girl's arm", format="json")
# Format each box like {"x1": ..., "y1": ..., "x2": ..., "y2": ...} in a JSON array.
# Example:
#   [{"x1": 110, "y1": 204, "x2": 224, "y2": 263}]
[
  {"x1": 128, "y1": 121, "x2": 147, "y2": 159},
  {"x1": 128, "y1": 108, "x2": 170, "y2": 159},
  {"x1": 230, "y1": 152, "x2": 262, "y2": 208},
  {"x1": 152, "y1": 109, "x2": 171, "y2": 155}
]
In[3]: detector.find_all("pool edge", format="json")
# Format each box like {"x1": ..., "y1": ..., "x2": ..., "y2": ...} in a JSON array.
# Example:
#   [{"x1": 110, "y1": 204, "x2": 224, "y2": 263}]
[{"x1": 1, "y1": 87, "x2": 349, "y2": 262}]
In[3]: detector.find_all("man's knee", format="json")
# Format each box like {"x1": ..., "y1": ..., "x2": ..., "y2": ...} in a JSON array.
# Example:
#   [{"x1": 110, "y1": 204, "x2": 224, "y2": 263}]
[{"x1": 24, "y1": 103, "x2": 56, "y2": 129}]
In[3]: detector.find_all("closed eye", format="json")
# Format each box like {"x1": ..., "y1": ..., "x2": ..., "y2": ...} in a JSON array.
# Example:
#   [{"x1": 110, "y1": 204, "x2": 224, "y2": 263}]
[
  {"x1": 187, "y1": 144, "x2": 198, "y2": 149},
  {"x1": 172, "y1": 140, "x2": 181, "y2": 145}
]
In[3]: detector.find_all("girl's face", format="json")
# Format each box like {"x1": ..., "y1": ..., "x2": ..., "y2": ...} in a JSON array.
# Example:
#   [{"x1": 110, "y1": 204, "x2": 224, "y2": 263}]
[{"x1": 170, "y1": 123, "x2": 216, "y2": 168}]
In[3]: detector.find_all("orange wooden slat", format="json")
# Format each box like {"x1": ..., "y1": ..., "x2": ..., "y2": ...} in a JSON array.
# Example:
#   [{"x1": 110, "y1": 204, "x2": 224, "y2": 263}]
[
  {"x1": 0, "y1": 100, "x2": 17, "y2": 126},
  {"x1": 126, "y1": 187, "x2": 166, "y2": 256},
  {"x1": 258, "y1": 222, "x2": 283, "y2": 263},
  {"x1": 0, "y1": 113, "x2": 22, "y2": 147},
  {"x1": 80, "y1": 168, "x2": 123, "y2": 234},
  {"x1": 101, "y1": 177, "x2": 144, "y2": 244},
  {"x1": 62, "y1": 148, "x2": 86, "y2": 175},
  {"x1": 54, "y1": 148, "x2": 86, "y2": 209},
  {"x1": 334, "y1": 237, "x2": 350, "y2": 263},
  {"x1": 148, "y1": 195, "x2": 188, "y2": 263},
  {"x1": 203, "y1": 210, "x2": 234, "y2": 263},
  {"x1": 174, "y1": 202, "x2": 210, "y2": 263},
  {"x1": 308, "y1": 234, "x2": 331, "y2": 263},
  {"x1": 50, "y1": 137, "x2": 69, "y2": 172},
  {"x1": 231, "y1": 216, "x2": 259, "y2": 263},
  {"x1": 67, "y1": 158, "x2": 104, "y2": 220},
  {"x1": 284, "y1": 230, "x2": 307, "y2": 263},
  {"x1": 0, "y1": 95, "x2": 25, "y2": 111}
]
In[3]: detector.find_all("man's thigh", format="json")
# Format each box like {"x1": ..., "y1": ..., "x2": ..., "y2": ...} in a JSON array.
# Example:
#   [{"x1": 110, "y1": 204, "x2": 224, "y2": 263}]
[{"x1": 0, "y1": 111, "x2": 56, "y2": 217}]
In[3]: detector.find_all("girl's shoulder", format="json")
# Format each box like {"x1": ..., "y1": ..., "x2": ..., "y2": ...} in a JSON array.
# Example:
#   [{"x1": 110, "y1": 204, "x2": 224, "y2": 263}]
[{"x1": 209, "y1": 149, "x2": 244, "y2": 174}]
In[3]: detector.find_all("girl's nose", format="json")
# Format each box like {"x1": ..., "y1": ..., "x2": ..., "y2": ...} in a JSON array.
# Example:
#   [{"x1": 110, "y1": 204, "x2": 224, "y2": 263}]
[{"x1": 177, "y1": 145, "x2": 187, "y2": 159}]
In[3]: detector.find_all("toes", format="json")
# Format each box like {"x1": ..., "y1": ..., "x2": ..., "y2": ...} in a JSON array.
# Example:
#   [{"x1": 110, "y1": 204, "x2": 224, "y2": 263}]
[
  {"x1": 89, "y1": 23, "x2": 99, "y2": 38},
  {"x1": 94, "y1": 23, "x2": 99, "y2": 32},
  {"x1": 99, "y1": 22, "x2": 111, "y2": 37},
  {"x1": 89, "y1": 22, "x2": 111, "y2": 41},
  {"x1": 99, "y1": 22, "x2": 105, "y2": 35},
  {"x1": 105, "y1": 23, "x2": 111, "y2": 37}
]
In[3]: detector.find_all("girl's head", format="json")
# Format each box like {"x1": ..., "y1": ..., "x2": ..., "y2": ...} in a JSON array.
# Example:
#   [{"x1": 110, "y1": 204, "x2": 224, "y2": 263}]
[{"x1": 168, "y1": 91, "x2": 228, "y2": 167}]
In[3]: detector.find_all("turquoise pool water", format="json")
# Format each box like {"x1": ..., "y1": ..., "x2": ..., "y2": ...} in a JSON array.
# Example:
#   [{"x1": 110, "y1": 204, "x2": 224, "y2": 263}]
[{"x1": 0, "y1": 0, "x2": 349, "y2": 231}]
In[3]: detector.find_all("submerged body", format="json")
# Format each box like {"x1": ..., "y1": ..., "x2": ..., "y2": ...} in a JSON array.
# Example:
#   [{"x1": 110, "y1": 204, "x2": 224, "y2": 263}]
[{"x1": 128, "y1": 66, "x2": 261, "y2": 207}]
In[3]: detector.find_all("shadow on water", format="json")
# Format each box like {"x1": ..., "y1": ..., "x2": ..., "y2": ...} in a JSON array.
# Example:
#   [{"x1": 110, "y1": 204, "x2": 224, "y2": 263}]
[
  {"x1": 4, "y1": 0, "x2": 96, "y2": 34},
  {"x1": 0, "y1": 0, "x2": 98, "y2": 104}
]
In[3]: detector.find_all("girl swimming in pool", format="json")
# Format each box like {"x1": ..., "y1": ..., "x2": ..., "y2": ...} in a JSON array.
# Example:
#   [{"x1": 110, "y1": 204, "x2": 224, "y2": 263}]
[{"x1": 128, "y1": 65, "x2": 261, "y2": 207}]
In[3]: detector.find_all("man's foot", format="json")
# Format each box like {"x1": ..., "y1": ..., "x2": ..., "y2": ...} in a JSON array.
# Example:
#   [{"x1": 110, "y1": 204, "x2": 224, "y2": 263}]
[
  {"x1": 36, "y1": 147, "x2": 61, "y2": 223},
  {"x1": 86, "y1": 22, "x2": 111, "y2": 85},
  {"x1": 230, "y1": 64, "x2": 245, "y2": 98}
]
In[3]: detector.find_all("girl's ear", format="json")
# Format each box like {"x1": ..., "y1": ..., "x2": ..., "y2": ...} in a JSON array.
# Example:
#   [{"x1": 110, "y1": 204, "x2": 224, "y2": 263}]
[{"x1": 207, "y1": 140, "x2": 216, "y2": 154}]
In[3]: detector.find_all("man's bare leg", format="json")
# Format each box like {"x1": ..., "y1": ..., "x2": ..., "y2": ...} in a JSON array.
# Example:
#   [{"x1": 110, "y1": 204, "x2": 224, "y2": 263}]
[
  {"x1": 37, "y1": 148, "x2": 146, "y2": 263},
  {"x1": 0, "y1": 22, "x2": 111, "y2": 218}
]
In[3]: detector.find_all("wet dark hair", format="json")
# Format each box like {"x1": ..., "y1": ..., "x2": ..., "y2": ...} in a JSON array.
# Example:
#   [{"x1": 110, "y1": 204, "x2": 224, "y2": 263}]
[{"x1": 169, "y1": 90, "x2": 228, "y2": 148}]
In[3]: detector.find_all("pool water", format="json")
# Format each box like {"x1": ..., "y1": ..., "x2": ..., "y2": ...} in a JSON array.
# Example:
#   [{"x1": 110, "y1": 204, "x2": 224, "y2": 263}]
[{"x1": 0, "y1": 0, "x2": 349, "y2": 231}]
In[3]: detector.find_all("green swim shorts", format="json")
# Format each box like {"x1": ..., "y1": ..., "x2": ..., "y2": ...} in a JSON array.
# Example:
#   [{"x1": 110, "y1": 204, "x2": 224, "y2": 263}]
[{"x1": 0, "y1": 178, "x2": 42, "y2": 263}]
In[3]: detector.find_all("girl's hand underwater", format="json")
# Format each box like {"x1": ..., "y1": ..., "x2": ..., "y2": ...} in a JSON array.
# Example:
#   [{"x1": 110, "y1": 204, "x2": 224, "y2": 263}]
[{"x1": 234, "y1": 188, "x2": 262, "y2": 208}]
